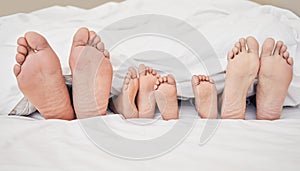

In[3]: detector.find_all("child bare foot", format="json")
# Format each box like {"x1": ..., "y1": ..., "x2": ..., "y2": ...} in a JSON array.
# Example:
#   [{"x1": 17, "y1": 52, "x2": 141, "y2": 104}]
[
  {"x1": 155, "y1": 74, "x2": 178, "y2": 120},
  {"x1": 192, "y1": 75, "x2": 218, "y2": 119},
  {"x1": 221, "y1": 37, "x2": 260, "y2": 119},
  {"x1": 137, "y1": 64, "x2": 159, "y2": 118},
  {"x1": 14, "y1": 32, "x2": 74, "y2": 120},
  {"x1": 69, "y1": 27, "x2": 112, "y2": 119},
  {"x1": 110, "y1": 67, "x2": 139, "y2": 119},
  {"x1": 256, "y1": 39, "x2": 293, "y2": 120}
]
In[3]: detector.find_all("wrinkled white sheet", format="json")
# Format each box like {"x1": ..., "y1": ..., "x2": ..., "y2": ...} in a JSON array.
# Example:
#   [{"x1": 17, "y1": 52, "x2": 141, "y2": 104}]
[
  {"x1": 0, "y1": 0, "x2": 300, "y2": 115},
  {"x1": 0, "y1": 101, "x2": 300, "y2": 171}
]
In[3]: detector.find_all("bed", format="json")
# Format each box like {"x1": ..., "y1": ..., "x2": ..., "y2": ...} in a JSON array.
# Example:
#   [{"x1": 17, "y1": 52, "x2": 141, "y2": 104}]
[{"x1": 0, "y1": 0, "x2": 300, "y2": 170}]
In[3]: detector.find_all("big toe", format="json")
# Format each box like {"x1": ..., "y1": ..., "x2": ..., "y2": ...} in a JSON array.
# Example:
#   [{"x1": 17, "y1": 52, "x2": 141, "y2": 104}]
[
  {"x1": 246, "y1": 36, "x2": 259, "y2": 55},
  {"x1": 25, "y1": 32, "x2": 49, "y2": 51},
  {"x1": 261, "y1": 38, "x2": 275, "y2": 58},
  {"x1": 72, "y1": 27, "x2": 89, "y2": 47},
  {"x1": 128, "y1": 67, "x2": 137, "y2": 79},
  {"x1": 166, "y1": 74, "x2": 176, "y2": 85},
  {"x1": 139, "y1": 64, "x2": 147, "y2": 76}
]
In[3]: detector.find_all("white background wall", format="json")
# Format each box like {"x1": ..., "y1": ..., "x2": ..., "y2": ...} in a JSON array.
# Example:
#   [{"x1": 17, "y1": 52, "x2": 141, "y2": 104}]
[{"x1": 0, "y1": 0, "x2": 299, "y2": 17}]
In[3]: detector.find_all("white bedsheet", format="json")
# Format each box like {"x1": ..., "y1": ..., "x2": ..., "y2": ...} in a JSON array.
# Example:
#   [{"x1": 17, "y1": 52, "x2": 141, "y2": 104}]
[
  {"x1": 1, "y1": 101, "x2": 300, "y2": 171},
  {"x1": 1, "y1": 0, "x2": 300, "y2": 115},
  {"x1": 1, "y1": 1, "x2": 300, "y2": 170}
]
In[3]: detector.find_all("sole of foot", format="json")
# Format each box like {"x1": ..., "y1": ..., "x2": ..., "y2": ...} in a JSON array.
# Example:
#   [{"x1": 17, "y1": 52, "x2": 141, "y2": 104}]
[
  {"x1": 192, "y1": 75, "x2": 218, "y2": 119},
  {"x1": 221, "y1": 37, "x2": 260, "y2": 119},
  {"x1": 155, "y1": 74, "x2": 179, "y2": 120},
  {"x1": 137, "y1": 64, "x2": 159, "y2": 118},
  {"x1": 110, "y1": 67, "x2": 139, "y2": 119},
  {"x1": 256, "y1": 38, "x2": 293, "y2": 120},
  {"x1": 69, "y1": 27, "x2": 112, "y2": 119},
  {"x1": 14, "y1": 32, "x2": 74, "y2": 120}
]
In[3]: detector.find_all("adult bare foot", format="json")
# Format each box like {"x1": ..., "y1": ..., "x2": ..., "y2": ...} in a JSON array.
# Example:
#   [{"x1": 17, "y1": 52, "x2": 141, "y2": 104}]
[
  {"x1": 14, "y1": 32, "x2": 74, "y2": 120},
  {"x1": 137, "y1": 64, "x2": 159, "y2": 118},
  {"x1": 221, "y1": 37, "x2": 259, "y2": 119},
  {"x1": 69, "y1": 27, "x2": 112, "y2": 119},
  {"x1": 256, "y1": 39, "x2": 293, "y2": 120},
  {"x1": 154, "y1": 74, "x2": 178, "y2": 120},
  {"x1": 192, "y1": 75, "x2": 218, "y2": 119},
  {"x1": 110, "y1": 67, "x2": 139, "y2": 119}
]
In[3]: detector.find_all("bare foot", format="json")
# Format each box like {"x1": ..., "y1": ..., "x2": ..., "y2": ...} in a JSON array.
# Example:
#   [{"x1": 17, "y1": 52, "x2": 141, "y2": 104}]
[
  {"x1": 221, "y1": 37, "x2": 260, "y2": 119},
  {"x1": 256, "y1": 39, "x2": 293, "y2": 120},
  {"x1": 14, "y1": 32, "x2": 74, "y2": 120},
  {"x1": 192, "y1": 75, "x2": 218, "y2": 119},
  {"x1": 69, "y1": 27, "x2": 112, "y2": 119},
  {"x1": 137, "y1": 64, "x2": 159, "y2": 118},
  {"x1": 154, "y1": 74, "x2": 179, "y2": 120},
  {"x1": 110, "y1": 67, "x2": 139, "y2": 119}
]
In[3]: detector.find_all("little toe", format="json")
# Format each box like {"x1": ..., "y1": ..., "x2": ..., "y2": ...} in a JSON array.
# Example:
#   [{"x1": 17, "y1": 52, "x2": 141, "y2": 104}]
[
  {"x1": 103, "y1": 49, "x2": 110, "y2": 59},
  {"x1": 13, "y1": 64, "x2": 21, "y2": 77},
  {"x1": 16, "y1": 53, "x2": 25, "y2": 65},
  {"x1": 246, "y1": 36, "x2": 259, "y2": 55},
  {"x1": 239, "y1": 38, "x2": 246, "y2": 52},
  {"x1": 261, "y1": 38, "x2": 275, "y2": 58},
  {"x1": 17, "y1": 46, "x2": 28, "y2": 56},
  {"x1": 274, "y1": 41, "x2": 283, "y2": 55}
]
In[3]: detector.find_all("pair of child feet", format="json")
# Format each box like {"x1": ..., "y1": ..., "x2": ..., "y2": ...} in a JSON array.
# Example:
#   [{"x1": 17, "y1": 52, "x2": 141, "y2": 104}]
[
  {"x1": 14, "y1": 27, "x2": 293, "y2": 120},
  {"x1": 110, "y1": 64, "x2": 179, "y2": 120}
]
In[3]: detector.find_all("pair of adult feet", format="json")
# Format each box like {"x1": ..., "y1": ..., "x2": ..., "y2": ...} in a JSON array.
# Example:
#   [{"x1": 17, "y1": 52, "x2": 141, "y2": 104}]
[
  {"x1": 14, "y1": 27, "x2": 112, "y2": 120},
  {"x1": 191, "y1": 37, "x2": 293, "y2": 120},
  {"x1": 110, "y1": 64, "x2": 179, "y2": 120}
]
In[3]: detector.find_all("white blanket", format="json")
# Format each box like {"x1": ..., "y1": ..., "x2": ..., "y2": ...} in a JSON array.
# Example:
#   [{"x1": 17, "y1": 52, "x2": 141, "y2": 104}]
[{"x1": 0, "y1": 0, "x2": 300, "y2": 115}]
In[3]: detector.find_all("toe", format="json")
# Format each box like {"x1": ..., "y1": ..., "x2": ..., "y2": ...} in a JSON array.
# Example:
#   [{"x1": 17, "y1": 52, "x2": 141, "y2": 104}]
[
  {"x1": 139, "y1": 64, "x2": 147, "y2": 76},
  {"x1": 88, "y1": 31, "x2": 97, "y2": 45},
  {"x1": 13, "y1": 64, "x2": 21, "y2": 77},
  {"x1": 192, "y1": 75, "x2": 200, "y2": 86},
  {"x1": 128, "y1": 67, "x2": 137, "y2": 78},
  {"x1": 91, "y1": 36, "x2": 101, "y2": 47},
  {"x1": 274, "y1": 41, "x2": 283, "y2": 55},
  {"x1": 232, "y1": 47, "x2": 239, "y2": 56},
  {"x1": 163, "y1": 76, "x2": 167, "y2": 82},
  {"x1": 17, "y1": 46, "x2": 28, "y2": 56},
  {"x1": 261, "y1": 38, "x2": 275, "y2": 58},
  {"x1": 239, "y1": 38, "x2": 246, "y2": 52},
  {"x1": 280, "y1": 45, "x2": 287, "y2": 56},
  {"x1": 167, "y1": 74, "x2": 176, "y2": 85},
  {"x1": 72, "y1": 27, "x2": 89, "y2": 47},
  {"x1": 16, "y1": 53, "x2": 25, "y2": 65},
  {"x1": 235, "y1": 42, "x2": 241, "y2": 52},
  {"x1": 227, "y1": 51, "x2": 234, "y2": 60},
  {"x1": 25, "y1": 32, "x2": 49, "y2": 51},
  {"x1": 283, "y1": 51, "x2": 289, "y2": 59},
  {"x1": 103, "y1": 49, "x2": 110, "y2": 59},
  {"x1": 96, "y1": 42, "x2": 105, "y2": 52},
  {"x1": 246, "y1": 36, "x2": 259, "y2": 55},
  {"x1": 287, "y1": 57, "x2": 294, "y2": 66},
  {"x1": 158, "y1": 77, "x2": 163, "y2": 83},
  {"x1": 17, "y1": 37, "x2": 28, "y2": 47}
]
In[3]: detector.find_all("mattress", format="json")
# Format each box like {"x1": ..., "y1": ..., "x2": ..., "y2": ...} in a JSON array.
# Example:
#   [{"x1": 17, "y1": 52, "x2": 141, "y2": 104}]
[{"x1": 0, "y1": 0, "x2": 300, "y2": 170}]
